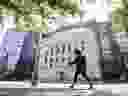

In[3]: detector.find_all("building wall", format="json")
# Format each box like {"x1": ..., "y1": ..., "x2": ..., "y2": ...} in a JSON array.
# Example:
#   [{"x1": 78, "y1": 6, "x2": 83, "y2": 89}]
[
  {"x1": 38, "y1": 27, "x2": 101, "y2": 81},
  {"x1": 113, "y1": 32, "x2": 128, "y2": 68}
]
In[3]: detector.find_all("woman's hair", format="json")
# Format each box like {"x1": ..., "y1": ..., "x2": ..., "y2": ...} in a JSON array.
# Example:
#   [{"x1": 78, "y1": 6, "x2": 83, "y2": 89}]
[{"x1": 74, "y1": 48, "x2": 81, "y2": 55}]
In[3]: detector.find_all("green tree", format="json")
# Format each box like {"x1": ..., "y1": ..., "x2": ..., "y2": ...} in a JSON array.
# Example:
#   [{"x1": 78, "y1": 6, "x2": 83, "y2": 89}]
[
  {"x1": 112, "y1": 9, "x2": 125, "y2": 32},
  {"x1": 121, "y1": 0, "x2": 128, "y2": 32},
  {"x1": 112, "y1": 0, "x2": 128, "y2": 32},
  {"x1": 0, "y1": 0, "x2": 80, "y2": 32}
]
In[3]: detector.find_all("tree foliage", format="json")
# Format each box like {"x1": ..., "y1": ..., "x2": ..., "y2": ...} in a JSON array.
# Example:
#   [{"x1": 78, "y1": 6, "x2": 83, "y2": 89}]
[
  {"x1": 0, "y1": 0, "x2": 80, "y2": 32},
  {"x1": 112, "y1": 0, "x2": 128, "y2": 32}
]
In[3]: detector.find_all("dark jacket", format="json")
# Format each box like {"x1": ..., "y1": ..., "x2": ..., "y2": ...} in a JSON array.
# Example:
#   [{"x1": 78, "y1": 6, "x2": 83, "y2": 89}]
[{"x1": 69, "y1": 56, "x2": 87, "y2": 72}]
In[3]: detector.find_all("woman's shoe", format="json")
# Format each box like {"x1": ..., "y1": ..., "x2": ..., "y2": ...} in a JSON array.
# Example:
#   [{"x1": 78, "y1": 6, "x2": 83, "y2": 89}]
[
  {"x1": 69, "y1": 84, "x2": 74, "y2": 88},
  {"x1": 88, "y1": 85, "x2": 94, "y2": 90}
]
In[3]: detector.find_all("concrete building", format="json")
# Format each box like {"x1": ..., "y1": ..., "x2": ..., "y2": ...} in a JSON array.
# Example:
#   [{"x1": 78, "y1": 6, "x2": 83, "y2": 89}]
[
  {"x1": 112, "y1": 32, "x2": 128, "y2": 69},
  {"x1": 37, "y1": 0, "x2": 112, "y2": 82},
  {"x1": 38, "y1": 18, "x2": 105, "y2": 82}
]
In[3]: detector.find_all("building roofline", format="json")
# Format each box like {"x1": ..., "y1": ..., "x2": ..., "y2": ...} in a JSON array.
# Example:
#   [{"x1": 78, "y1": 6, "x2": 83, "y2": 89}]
[{"x1": 46, "y1": 19, "x2": 111, "y2": 37}]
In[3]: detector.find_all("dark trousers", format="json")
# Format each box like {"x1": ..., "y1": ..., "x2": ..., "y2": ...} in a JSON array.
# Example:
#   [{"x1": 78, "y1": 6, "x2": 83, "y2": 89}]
[{"x1": 73, "y1": 72, "x2": 92, "y2": 84}]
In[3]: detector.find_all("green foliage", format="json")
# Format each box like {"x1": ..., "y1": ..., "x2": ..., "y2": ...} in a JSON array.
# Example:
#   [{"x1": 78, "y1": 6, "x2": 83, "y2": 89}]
[
  {"x1": 0, "y1": 0, "x2": 80, "y2": 32},
  {"x1": 112, "y1": 7, "x2": 128, "y2": 32},
  {"x1": 112, "y1": 0, "x2": 128, "y2": 32}
]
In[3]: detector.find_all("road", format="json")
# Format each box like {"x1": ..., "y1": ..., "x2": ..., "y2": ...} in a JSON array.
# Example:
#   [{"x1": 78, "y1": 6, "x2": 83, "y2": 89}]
[{"x1": 0, "y1": 82, "x2": 127, "y2": 96}]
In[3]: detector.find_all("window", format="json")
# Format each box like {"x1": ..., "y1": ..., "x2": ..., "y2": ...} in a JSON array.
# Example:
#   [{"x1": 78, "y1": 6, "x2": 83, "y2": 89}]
[
  {"x1": 126, "y1": 56, "x2": 128, "y2": 67},
  {"x1": 86, "y1": 0, "x2": 96, "y2": 4},
  {"x1": 119, "y1": 55, "x2": 125, "y2": 65}
]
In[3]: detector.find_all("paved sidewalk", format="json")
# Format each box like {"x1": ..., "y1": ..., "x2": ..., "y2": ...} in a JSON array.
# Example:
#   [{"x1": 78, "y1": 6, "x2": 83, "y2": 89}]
[
  {"x1": 0, "y1": 82, "x2": 127, "y2": 96},
  {"x1": 31, "y1": 83, "x2": 128, "y2": 96}
]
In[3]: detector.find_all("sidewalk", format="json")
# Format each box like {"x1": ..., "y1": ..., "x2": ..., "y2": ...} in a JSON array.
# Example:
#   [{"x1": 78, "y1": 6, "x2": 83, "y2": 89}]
[
  {"x1": 34, "y1": 81, "x2": 128, "y2": 90},
  {"x1": 0, "y1": 81, "x2": 31, "y2": 88},
  {"x1": 31, "y1": 83, "x2": 128, "y2": 96},
  {"x1": 39, "y1": 79, "x2": 128, "y2": 84},
  {"x1": 0, "y1": 81, "x2": 127, "y2": 96}
]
